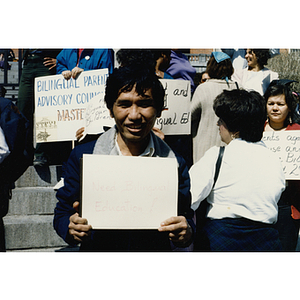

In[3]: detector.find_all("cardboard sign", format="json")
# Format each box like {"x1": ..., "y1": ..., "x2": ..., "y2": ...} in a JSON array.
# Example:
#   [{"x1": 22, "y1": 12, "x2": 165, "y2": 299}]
[
  {"x1": 81, "y1": 154, "x2": 178, "y2": 229},
  {"x1": 83, "y1": 92, "x2": 115, "y2": 135},
  {"x1": 34, "y1": 69, "x2": 110, "y2": 142},
  {"x1": 155, "y1": 79, "x2": 191, "y2": 135},
  {"x1": 262, "y1": 130, "x2": 300, "y2": 180},
  {"x1": 35, "y1": 74, "x2": 191, "y2": 142}
]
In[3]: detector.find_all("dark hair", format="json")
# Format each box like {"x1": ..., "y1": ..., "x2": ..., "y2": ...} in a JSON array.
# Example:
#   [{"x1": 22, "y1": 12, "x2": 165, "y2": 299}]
[
  {"x1": 264, "y1": 83, "x2": 299, "y2": 125},
  {"x1": 116, "y1": 49, "x2": 156, "y2": 70},
  {"x1": 104, "y1": 65, "x2": 165, "y2": 116},
  {"x1": 250, "y1": 49, "x2": 271, "y2": 68},
  {"x1": 213, "y1": 89, "x2": 266, "y2": 142},
  {"x1": 151, "y1": 49, "x2": 172, "y2": 61},
  {"x1": 206, "y1": 56, "x2": 234, "y2": 80}
]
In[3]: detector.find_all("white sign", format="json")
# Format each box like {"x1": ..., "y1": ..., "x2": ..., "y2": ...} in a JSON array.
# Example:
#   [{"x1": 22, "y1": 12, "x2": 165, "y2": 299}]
[
  {"x1": 262, "y1": 130, "x2": 300, "y2": 180},
  {"x1": 81, "y1": 154, "x2": 178, "y2": 229},
  {"x1": 84, "y1": 92, "x2": 115, "y2": 135},
  {"x1": 34, "y1": 69, "x2": 110, "y2": 142},
  {"x1": 155, "y1": 79, "x2": 191, "y2": 135}
]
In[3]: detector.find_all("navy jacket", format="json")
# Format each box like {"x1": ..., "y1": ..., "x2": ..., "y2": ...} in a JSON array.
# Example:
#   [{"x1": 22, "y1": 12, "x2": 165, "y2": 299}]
[{"x1": 0, "y1": 97, "x2": 33, "y2": 183}]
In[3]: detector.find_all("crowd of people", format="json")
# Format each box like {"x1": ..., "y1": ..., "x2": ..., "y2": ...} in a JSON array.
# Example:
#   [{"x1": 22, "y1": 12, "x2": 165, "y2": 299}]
[{"x1": 1, "y1": 48, "x2": 300, "y2": 251}]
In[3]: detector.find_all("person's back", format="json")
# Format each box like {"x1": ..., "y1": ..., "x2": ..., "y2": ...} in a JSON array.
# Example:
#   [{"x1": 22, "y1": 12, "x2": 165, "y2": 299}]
[
  {"x1": 191, "y1": 52, "x2": 237, "y2": 163},
  {"x1": 190, "y1": 89, "x2": 285, "y2": 251},
  {"x1": 166, "y1": 50, "x2": 196, "y2": 93},
  {"x1": 191, "y1": 79, "x2": 237, "y2": 163},
  {"x1": 210, "y1": 139, "x2": 284, "y2": 223}
]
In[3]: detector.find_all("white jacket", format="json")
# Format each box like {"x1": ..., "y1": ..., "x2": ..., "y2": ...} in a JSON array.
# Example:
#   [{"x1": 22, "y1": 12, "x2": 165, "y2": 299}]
[{"x1": 232, "y1": 67, "x2": 279, "y2": 95}]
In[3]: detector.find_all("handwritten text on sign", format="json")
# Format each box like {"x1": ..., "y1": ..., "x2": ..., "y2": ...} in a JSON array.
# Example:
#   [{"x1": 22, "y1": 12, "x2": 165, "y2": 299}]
[
  {"x1": 262, "y1": 130, "x2": 300, "y2": 180},
  {"x1": 34, "y1": 69, "x2": 109, "y2": 143},
  {"x1": 156, "y1": 79, "x2": 191, "y2": 135},
  {"x1": 84, "y1": 89, "x2": 115, "y2": 135},
  {"x1": 81, "y1": 154, "x2": 178, "y2": 229}
]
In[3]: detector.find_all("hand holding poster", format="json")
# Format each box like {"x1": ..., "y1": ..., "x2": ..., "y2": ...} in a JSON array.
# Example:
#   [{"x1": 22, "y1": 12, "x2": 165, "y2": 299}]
[
  {"x1": 81, "y1": 154, "x2": 178, "y2": 229},
  {"x1": 34, "y1": 69, "x2": 110, "y2": 143},
  {"x1": 262, "y1": 130, "x2": 300, "y2": 180},
  {"x1": 155, "y1": 79, "x2": 191, "y2": 135}
]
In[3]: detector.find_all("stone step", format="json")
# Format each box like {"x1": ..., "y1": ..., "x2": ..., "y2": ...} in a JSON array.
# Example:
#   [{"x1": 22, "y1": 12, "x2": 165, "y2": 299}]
[
  {"x1": 3, "y1": 164, "x2": 65, "y2": 251},
  {"x1": 15, "y1": 165, "x2": 63, "y2": 188},
  {"x1": 3, "y1": 215, "x2": 67, "y2": 250},
  {"x1": 7, "y1": 245, "x2": 80, "y2": 252},
  {"x1": 8, "y1": 186, "x2": 57, "y2": 216}
]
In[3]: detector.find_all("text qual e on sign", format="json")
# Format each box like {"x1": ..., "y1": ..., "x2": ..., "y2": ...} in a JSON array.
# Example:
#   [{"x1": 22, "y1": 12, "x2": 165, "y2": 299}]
[
  {"x1": 262, "y1": 130, "x2": 300, "y2": 180},
  {"x1": 80, "y1": 154, "x2": 178, "y2": 229}
]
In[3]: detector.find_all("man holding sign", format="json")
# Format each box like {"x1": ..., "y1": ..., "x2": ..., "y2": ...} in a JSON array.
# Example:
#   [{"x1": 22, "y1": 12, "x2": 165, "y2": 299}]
[{"x1": 53, "y1": 64, "x2": 195, "y2": 251}]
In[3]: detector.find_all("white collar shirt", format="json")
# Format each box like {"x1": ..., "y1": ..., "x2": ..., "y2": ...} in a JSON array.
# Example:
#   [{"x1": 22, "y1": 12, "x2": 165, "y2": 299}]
[
  {"x1": 189, "y1": 138, "x2": 286, "y2": 224},
  {"x1": 114, "y1": 134, "x2": 155, "y2": 157}
]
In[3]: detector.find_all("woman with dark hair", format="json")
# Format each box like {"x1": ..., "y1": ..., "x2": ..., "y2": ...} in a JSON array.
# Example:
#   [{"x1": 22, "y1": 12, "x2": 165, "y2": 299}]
[
  {"x1": 191, "y1": 52, "x2": 238, "y2": 163},
  {"x1": 232, "y1": 49, "x2": 278, "y2": 95},
  {"x1": 264, "y1": 83, "x2": 300, "y2": 250},
  {"x1": 190, "y1": 89, "x2": 285, "y2": 251}
]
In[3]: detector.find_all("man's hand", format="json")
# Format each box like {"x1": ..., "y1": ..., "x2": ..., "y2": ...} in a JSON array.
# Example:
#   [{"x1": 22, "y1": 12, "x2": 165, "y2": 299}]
[
  {"x1": 61, "y1": 67, "x2": 83, "y2": 80},
  {"x1": 158, "y1": 216, "x2": 192, "y2": 245},
  {"x1": 71, "y1": 66, "x2": 84, "y2": 79},
  {"x1": 62, "y1": 70, "x2": 72, "y2": 80},
  {"x1": 68, "y1": 201, "x2": 92, "y2": 243},
  {"x1": 76, "y1": 127, "x2": 85, "y2": 141},
  {"x1": 152, "y1": 127, "x2": 165, "y2": 140},
  {"x1": 43, "y1": 57, "x2": 57, "y2": 70}
]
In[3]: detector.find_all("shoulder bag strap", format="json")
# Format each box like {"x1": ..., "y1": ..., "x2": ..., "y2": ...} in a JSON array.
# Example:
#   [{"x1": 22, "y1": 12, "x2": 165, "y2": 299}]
[
  {"x1": 194, "y1": 146, "x2": 225, "y2": 250},
  {"x1": 213, "y1": 146, "x2": 225, "y2": 188}
]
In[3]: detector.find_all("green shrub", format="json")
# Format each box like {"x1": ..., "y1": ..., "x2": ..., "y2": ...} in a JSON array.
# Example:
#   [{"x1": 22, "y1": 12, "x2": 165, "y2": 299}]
[{"x1": 267, "y1": 51, "x2": 300, "y2": 92}]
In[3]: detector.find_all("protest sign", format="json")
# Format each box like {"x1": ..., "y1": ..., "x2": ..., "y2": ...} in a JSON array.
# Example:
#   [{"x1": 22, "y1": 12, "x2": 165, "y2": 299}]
[
  {"x1": 81, "y1": 154, "x2": 178, "y2": 229},
  {"x1": 155, "y1": 79, "x2": 191, "y2": 135},
  {"x1": 34, "y1": 69, "x2": 110, "y2": 143},
  {"x1": 83, "y1": 90, "x2": 115, "y2": 135},
  {"x1": 262, "y1": 130, "x2": 300, "y2": 180}
]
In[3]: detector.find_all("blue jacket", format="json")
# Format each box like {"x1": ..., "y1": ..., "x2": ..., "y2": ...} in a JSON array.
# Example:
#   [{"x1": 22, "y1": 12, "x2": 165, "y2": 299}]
[
  {"x1": 56, "y1": 49, "x2": 114, "y2": 74},
  {"x1": 53, "y1": 126, "x2": 194, "y2": 251}
]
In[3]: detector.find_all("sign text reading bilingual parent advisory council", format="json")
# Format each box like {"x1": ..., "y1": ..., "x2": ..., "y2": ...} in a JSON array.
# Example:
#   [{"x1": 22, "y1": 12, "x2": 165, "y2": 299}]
[{"x1": 34, "y1": 69, "x2": 110, "y2": 143}]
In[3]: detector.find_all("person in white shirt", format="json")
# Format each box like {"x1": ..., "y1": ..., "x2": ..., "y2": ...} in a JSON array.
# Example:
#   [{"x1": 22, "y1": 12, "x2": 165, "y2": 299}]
[
  {"x1": 189, "y1": 89, "x2": 285, "y2": 251},
  {"x1": 232, "y1": 49, "x2": 278, "y2": 95}
]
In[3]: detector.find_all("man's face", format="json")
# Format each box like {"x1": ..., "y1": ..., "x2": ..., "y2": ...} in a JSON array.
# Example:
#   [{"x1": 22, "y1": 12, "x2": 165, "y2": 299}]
[{"x1": 110, "y1": 85, "x2": 157, "y2": 146}]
